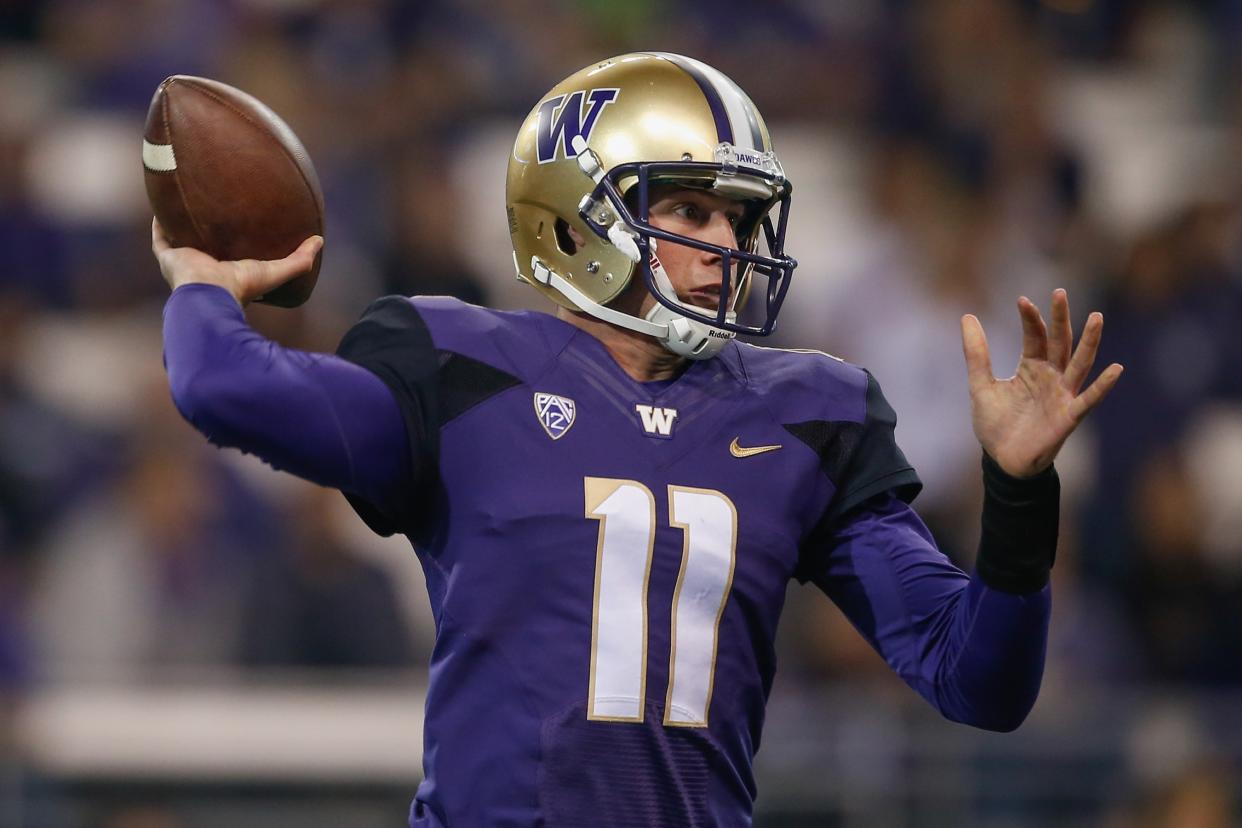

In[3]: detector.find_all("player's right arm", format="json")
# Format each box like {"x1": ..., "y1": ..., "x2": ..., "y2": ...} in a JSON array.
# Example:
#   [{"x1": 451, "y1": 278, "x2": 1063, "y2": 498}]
[{"x1": 154, "y1": 219, "x2": 414, "y2": 519}]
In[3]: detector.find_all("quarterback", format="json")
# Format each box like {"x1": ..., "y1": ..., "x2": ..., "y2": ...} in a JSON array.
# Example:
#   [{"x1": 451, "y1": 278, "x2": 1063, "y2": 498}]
[{"x1": 154, "y1": 53, "x2": 1121, "y2": 827}]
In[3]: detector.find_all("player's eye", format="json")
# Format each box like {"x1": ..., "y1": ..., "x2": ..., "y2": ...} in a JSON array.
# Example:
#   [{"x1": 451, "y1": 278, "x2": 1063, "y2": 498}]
[{"x1": 673, "y1": 203, "x2": 701, "y2": 221}]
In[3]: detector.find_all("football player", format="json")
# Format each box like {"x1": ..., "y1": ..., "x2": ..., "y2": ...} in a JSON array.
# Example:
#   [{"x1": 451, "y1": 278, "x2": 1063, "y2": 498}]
[{"x1": 154, "y1": 53, "x2": 1122, "y2": 827}]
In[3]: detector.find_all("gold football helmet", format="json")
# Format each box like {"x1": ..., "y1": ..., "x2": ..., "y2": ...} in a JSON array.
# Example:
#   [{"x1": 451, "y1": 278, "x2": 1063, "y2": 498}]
[{"x1": 506, "y1": 52, "x2": 797, "y2": 360}]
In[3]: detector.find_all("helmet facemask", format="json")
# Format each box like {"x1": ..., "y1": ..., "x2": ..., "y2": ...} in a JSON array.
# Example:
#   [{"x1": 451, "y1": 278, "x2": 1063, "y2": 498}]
[{"x1": 576, "y1": 143, "x2": 797, "y2": 348}]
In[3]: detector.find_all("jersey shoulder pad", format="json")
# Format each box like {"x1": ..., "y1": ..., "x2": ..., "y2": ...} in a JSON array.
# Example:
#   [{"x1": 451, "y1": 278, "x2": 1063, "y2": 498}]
[
  {"x1": 336, "y1": 295, "x2": 552, "y2": 435},
  {"x1": 406, "y1": 296, "x2": 567, "y2": 379},
  {"x1": 733, "y1": 342, "x2": 922, "y2": 520},
  {"x1": 731, "y1": 342, "x2": 868, "y2": 424}
]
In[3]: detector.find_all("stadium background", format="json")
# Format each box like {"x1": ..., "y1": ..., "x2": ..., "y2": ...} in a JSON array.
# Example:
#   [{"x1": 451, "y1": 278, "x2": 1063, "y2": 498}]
[{"x1": 1, "y1": 0, "x2": 1241, "y2": 825}]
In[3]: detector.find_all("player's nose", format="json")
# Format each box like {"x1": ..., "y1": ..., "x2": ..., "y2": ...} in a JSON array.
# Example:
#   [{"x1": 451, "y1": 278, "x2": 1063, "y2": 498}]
[{"x1": 697, "y1": 211, "x2": 740, "y2": 264}]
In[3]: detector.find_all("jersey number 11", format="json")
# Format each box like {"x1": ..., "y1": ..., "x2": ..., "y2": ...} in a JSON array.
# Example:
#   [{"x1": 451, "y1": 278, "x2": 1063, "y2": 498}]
[{"x1": 584, "y1": 477, "x2": 738, "y2": 728}]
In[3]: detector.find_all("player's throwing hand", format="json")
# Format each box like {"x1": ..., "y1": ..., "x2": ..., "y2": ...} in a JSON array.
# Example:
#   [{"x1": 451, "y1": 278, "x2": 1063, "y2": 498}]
[
  {"x1": 960, "y1": 289, "x2": 1123, "y2": 478},
  {"x1": 151, "y1": 217, "x2": 322, "y2": 306}
]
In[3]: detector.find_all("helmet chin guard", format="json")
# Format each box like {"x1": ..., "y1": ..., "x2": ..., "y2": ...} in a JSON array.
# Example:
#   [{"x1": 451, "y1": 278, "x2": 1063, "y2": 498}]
[{"x1": 644, "y1": 302, "x2": 734, "y2": 360}]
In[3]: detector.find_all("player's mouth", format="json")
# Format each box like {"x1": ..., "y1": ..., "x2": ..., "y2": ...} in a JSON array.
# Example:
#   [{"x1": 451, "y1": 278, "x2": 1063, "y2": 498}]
[{"x1": 683, "y1": 286, "x2": 722, "y2": 311}]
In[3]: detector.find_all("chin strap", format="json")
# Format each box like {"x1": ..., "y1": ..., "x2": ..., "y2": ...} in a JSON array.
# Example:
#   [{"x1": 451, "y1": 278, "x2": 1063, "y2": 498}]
[{"x1": 530, "y1": 255, "x2": 734, "y2": 360}]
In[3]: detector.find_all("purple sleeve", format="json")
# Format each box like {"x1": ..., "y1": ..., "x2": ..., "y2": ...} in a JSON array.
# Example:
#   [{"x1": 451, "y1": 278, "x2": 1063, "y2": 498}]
[
  {"x1": 810, "y1": 494, "x2": 1050, "y2": 732},
  {"x1": 162, "y1": 283, "x2": 412, "y2": 512}
]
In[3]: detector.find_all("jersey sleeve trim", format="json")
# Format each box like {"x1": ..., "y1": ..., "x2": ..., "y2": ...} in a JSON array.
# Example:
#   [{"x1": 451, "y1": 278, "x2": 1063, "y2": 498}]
[
  {"x1": 791, "y1": 370, "x2": 924, "y2": 582},
  {"x1": 437, "y1": 352, "x2": 523, "y2": 427},
  {"x1": 335, "y1": 296, "x2": 528, "y2": 538},
  {"x1": 827, "y1": 466, "x2": 923, "y2": 522},
  {"x1": 825, "y1": 369, "x2": 921, "y2": 521},
  {"x1": 335, "y1": 296, "x2": 440, "y2": 538},
  {"x1": 783, "y1": 370, "x2": 923, "y2": 525}
]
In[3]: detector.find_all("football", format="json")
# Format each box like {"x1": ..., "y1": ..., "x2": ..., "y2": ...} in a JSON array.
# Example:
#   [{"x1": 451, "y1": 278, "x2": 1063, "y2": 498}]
[{"x1": 142, "y1": 75, "x2": 324, "y2": 307}]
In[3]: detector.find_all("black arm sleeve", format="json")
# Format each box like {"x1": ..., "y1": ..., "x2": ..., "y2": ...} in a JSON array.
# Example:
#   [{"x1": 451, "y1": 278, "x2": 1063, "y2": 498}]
[{"x1": 974, "y1": 453, "x2": 1060, "y2": 594}]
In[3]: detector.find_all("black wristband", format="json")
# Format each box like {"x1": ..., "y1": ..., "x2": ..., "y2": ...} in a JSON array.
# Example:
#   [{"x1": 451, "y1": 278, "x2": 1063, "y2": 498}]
[{"x1": 975, "y1": 453, "x2": 1060, "y2": 594}]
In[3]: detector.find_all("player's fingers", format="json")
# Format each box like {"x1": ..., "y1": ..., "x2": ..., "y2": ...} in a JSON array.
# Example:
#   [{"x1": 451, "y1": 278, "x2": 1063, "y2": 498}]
[
  {"x1": 1047, "y1": 289, "x2": 1072, "y2": 370},
  {"x1": 150, "y1": 215, "x2": 182, "y2": 260},
  {"x1": 1064, "y1": 311, "x2": 1103, "y2": 392},
  {"x1": 152, "y1": 217, "x2": 171, "y2": 255},
  {"x1": 258, "y1": 236, "x2": 323, "y2": 282},
  {"x1": 287, "y1": 234, "x2": 323, "y2": 271},
  {"x1": 238, "y1": 236, "x2": 323, "y2": 298},
  {"x1": 960, "y1": 314, "x2": 994, "y2": 392},
  {"x1": 1018, "y1": 296, "x2": 1048, "y2": 361},
  {"x1": 1067, "y1": 363, "x2": 1124, "y2": 423}
]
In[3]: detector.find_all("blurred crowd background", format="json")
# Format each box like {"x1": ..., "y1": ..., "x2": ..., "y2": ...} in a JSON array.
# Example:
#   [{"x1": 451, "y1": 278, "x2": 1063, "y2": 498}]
[{"x1": 1, "y1": 0, "x2": 1241, "y2": 826}]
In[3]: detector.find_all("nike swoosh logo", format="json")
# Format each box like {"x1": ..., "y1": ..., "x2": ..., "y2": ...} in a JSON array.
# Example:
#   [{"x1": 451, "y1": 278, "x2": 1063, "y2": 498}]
[{"x1": 729, "y1": 437, "x2": 782, "y2": 458}]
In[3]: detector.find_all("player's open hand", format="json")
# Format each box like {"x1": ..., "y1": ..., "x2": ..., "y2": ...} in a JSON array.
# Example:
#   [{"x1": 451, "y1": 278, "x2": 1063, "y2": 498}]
[
  {"x1": 960, "y1": 289, "x2": 1123, "y2": 478},
  {"x1": 151, "y1": 217, "x2": 322, "y2": 306}
]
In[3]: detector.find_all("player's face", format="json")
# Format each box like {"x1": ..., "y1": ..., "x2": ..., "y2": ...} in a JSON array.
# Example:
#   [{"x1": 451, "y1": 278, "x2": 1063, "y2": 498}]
[{"x1": 645, "y1": 186, "x2": 746, "y2": 313}]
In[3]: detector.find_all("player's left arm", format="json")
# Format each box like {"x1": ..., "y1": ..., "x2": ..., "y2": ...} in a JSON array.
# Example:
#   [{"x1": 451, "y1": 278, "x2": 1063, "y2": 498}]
[
  {"x1": 811, "y1": 491, "x2": 1053, "y2": 732},
  {"x1": 797, "y1": 288, "x2": 1124, "y2": 731}
]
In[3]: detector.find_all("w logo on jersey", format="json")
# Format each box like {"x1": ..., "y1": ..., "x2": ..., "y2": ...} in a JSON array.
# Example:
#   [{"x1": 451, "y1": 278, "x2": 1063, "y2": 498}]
[
  {"x1": 635, "y1": 404, "x2": 678, "y2": 439},
  {"x1": 534, "y1": 392, "x2": 577, "y2": 440},
  {"x1": 536, "y1": 88, "x2": 619, "y2": 164}
]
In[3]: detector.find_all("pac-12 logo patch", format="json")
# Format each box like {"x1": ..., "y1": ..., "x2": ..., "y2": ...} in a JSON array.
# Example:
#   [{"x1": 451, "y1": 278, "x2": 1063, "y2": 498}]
[
  {"x1": 536, "y1": 88, "x2": 619, "y2": 164},
  {"x1": 534, "y1": 392, "x2": 577, "y2": 440}
]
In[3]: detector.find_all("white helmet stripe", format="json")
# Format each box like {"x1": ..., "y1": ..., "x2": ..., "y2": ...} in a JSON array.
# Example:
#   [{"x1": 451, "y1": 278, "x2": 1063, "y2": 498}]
[{"x1": 655, "y1": 53, "x2": 764, "y2": 152}]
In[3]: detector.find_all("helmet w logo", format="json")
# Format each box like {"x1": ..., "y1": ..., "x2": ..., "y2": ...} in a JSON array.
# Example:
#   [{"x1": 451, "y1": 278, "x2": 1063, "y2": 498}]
[{"x1": 536, "y1": 89, "x2": 619, "y2": 164}]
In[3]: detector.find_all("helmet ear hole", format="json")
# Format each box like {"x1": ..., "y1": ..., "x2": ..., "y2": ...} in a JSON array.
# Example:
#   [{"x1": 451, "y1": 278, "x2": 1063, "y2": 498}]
[{"x1": 553, "y1": 217, "x2": 579, "y2": 256}]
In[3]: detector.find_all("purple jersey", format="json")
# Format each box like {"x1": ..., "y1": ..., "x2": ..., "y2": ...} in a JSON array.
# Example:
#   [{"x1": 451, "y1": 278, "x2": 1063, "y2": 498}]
[
  {"x1": 336, "y1": 296, "x2": 925, "y2": 827},
  {"x1": 163, "y1": 287, "x2": 1051, "y2": 828}
]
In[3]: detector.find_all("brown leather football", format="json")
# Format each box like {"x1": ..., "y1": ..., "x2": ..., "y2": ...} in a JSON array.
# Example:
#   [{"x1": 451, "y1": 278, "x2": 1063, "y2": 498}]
[{"x1": 143, "y1": 75, "x2": 324, "y2": 307}]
